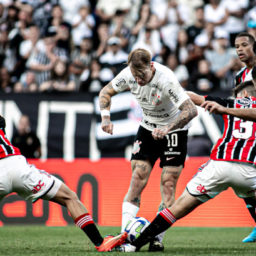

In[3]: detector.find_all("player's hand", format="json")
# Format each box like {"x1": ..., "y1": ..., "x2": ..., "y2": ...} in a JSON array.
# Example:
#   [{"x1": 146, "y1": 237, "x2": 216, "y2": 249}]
[
  {"x1": 152, "y1": 127, "x2": 168, "y2": 140},
  {"x1": 101, "y1": 117, "x2": 113, "y2": 135},
  {"x1": 201, "y1": 101, "x2": 226, "y2": 114}
]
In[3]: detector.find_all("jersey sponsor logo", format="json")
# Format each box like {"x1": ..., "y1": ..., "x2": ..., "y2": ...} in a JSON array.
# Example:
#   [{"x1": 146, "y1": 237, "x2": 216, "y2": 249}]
[
  {"x1": 142, "y1": 107, "x2": 166, "y2": 113},
  {"x1": 166, "y1": 156, "x2": 175, "y2": 161},
  {"x1": 196, "y1": 184, "x2": 209, "y2": 194},
  {"x1": 132, "y1": 140, "x2": 142, "y2": 154},
  {"x1": 32, "y1": 180, "x2": 45, "y2": 194},
  {"x1": 168, "y1": 89, "x2": 179, "y2": 103},
  {"x1": 143, "y1": 120, "x2": 157, "y2": 128},
  {"x1": 236, "y1": 98, "x2": 251, "y2": 106},
  {"x1": 164, "y1": 151, "x2": 181, "y2": 155},
  {"x1": 116, "y1": 78, "x2": 126, "y2": 87},
  {"x1": 143, "y1": 112, "x2": 170, "y2": 118}
]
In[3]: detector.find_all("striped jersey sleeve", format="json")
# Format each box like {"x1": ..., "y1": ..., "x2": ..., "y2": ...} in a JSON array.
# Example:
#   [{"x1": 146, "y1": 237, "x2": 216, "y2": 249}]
[
  {"x1": 210, "y1": 96, "x2": 256, "y2": 166},
  {"x1": 0, "y1": 128, "x2": 21, "y2": 158}
]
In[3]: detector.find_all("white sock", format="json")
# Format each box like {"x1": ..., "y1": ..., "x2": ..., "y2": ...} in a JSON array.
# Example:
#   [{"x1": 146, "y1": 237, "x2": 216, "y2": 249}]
[
  {"x1": 156, "y1": 231, "x2": 166, "y2": 242},
  {"x1": 121, "y1": 202, "x2": 139, "y2": 232}
]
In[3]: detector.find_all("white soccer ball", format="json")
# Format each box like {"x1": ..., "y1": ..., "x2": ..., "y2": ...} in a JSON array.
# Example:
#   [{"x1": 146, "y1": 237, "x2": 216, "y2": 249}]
[{"x1": 124, "y1": 217, "x2": 150, "y2": 243}]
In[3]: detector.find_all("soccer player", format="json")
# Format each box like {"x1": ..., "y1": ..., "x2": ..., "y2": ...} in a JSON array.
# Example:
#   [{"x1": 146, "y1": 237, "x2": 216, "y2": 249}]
[
  {"x1": 233, "y1": 31, "x2": 256, "y2": 242},
  {"x1": 117, "y1": 81, "x2": 256, "y2": 252},
  {"x1": 234, "y1": 32, "x2": 256, "y2": 85},
  {"x1": 0, "y1": 115, "x2": 127, "y2": 252},
  {"x1": 99, "y1": 48, "x2": 197, "y2": 251}
]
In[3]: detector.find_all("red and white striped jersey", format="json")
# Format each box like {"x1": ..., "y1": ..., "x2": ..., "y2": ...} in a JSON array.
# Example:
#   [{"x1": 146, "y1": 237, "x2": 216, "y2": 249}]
[
  {"x1": 209, "y1": 96, "x2": 256, "y2": 166},
  {"x1": 0, "y1": 128, "x2": 21, "y2": 159},
  {"x1": 235, "y1": 66, "x2": 253, "y2": 86}
]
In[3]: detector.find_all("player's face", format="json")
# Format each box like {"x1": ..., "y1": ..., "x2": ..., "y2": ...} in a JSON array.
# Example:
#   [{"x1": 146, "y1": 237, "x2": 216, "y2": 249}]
[
  {"x1": 235, "y1": 37, "x2": 255, "y2": 63},
  {"x1": 130, "y1": 65, "x2": 154, "y2": 86}
]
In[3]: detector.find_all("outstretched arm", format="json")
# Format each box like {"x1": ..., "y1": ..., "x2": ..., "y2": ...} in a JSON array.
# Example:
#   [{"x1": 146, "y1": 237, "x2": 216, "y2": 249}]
[
  {"x1": 201, "y1": 101, "x2": 256, "y2": 121},
  {"x1": 152, "y1": 98, "x2": 197, "y2": 139},
  {"x1": 99, "y1": 82, "x2": 118, "y2": 135},
  {"x1": 186, "y1": 91, "x2": 205, "y2": 106}
]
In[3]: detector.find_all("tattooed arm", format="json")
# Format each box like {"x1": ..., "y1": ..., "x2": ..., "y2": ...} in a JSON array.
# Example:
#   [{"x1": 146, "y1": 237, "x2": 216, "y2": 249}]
[
  {"x1": 167, "y1": 99, "x2": 198, "y2": 131},
  {"x1": 99, "y1": 82, "x2": 118, "y2": 135},
  {"x1": 152, "y1": 99, "x2": 197, "y2": 140}
]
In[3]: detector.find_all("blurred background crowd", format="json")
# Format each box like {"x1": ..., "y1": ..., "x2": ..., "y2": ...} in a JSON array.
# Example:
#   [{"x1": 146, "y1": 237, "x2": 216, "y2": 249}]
[{"x1": 0, "y1": 0, "x2": 255, "y2": 94}]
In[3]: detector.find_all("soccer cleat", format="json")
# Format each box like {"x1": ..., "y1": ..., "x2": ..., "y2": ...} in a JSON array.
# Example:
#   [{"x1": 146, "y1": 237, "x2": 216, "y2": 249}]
[
  {"x1": 118, "y1": 243, "x2": 137, "y2": 252},
  {"x1": 148, "y1": 238, "x2": 164, "y2": 251},
  {"x1": 242, "y1": 227, "x2": 256, "y2": 243},
  {"x1": 96, "y1": 232, "x2": 128, "y2": 252}
]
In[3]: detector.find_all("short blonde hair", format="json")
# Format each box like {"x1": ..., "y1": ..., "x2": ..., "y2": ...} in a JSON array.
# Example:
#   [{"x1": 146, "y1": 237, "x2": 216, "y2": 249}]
[{"x1": 127, "y1": 48, "x2": 152, "y2": 70}]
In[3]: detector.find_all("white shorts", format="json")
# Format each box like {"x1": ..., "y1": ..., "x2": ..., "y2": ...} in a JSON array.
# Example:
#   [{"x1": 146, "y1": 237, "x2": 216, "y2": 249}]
[
  {"x1": 186, "y1": 160, "x2": 256, "y2": 202},
  {"x1": 0, "y1": 155, "x2": 62, "y2": 202}
]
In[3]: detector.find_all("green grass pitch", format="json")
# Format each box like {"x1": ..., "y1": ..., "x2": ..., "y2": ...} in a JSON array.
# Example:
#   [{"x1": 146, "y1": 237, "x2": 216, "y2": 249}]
[{"x1": 0, "y1": 226, "x2": 256, "y2": 256}]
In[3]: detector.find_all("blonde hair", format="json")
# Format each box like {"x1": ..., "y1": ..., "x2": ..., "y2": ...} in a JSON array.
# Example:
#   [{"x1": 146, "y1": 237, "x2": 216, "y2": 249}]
[{"x1": 127, "y1": 48, "x2": 152, "y2": 70}]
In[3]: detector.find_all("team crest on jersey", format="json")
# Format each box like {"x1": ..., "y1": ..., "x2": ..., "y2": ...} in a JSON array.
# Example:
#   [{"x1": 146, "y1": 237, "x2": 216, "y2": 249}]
[
  {"x1": 132, "y1": 140, "x2": 142, "y2": 154},
  {"x1": 236, "y1": 98, "x2": 251, "y2": 106},
  {"x1": 116, "y1": 78, "x2": 126, "y2": 87}
]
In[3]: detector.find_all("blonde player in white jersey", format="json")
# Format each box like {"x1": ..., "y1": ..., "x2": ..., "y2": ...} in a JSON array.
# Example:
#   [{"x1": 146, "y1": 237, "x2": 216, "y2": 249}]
[{"x1": 99, "y1": 48, "x2": 197, "y2": 251}]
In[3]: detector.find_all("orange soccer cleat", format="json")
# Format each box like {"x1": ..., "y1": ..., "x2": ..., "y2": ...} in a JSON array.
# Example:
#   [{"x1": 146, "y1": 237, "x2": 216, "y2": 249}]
[{"x1": 96, "y1": 232, "x2": 128, "y2": 252}]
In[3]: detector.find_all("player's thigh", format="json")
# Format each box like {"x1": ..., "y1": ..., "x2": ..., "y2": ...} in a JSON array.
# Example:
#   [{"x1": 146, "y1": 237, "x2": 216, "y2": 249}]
[
  {"x1": 0, "y1": 166, "x2": 12, "y2": 200},
  {"x1": 131, "y1": 159, "x2": 152, "y2": 183},
  {"x1": 8, "y1": 155, "x2": 62, "y2": 202},
  {"x1": 229, "y1": 162, "x2": 256, "y2": 198},
  {"x1": 186, "y1": 160, "x2": 229, "y2": 202},
  {"x1": 159, "y1": 130, "x2": 188, "y2": 168}
]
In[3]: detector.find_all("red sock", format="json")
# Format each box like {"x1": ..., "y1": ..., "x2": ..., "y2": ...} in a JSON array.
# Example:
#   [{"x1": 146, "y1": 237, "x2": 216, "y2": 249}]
[
  {"x1": 159, "y1": 208, "x2": 177, "y2": 224},
  {"x1": 75, "y1": 213, "x2": 103, "y2": 246}
]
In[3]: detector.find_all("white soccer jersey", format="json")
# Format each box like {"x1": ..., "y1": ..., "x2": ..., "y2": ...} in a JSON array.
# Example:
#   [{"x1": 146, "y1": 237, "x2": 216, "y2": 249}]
[{"x1": 111, "y1": 62, "x2": 190, "y2": 132}]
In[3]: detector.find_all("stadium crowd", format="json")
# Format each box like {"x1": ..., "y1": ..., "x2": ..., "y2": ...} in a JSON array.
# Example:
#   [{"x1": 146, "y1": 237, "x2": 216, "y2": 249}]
[{"x1": 0, "y1": 0, "x2": 255, "y2": 94}]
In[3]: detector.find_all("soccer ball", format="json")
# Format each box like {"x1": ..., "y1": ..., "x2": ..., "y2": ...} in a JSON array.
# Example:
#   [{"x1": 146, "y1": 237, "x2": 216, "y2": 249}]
[{"x1": 124, "y1": 217, "x2": 150, "y2": 243}]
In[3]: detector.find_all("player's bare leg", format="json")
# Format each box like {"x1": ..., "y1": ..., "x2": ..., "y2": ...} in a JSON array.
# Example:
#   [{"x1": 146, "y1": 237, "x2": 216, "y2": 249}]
[
  {"x1": 242, "y1": 197, "x2": 256, "y2": 242},
  {"x1": 120, "y1": 190, "x2": 202, "y2": 252},
  {"x1": 51, "y1": 183, "x2": 127, "y2": 251},
  {"x1": 149, "y1": 165, "x2": 183, "y2": 251},
  {"x1": 121, "y1": 160, "x2": 152, "y2": 232}
]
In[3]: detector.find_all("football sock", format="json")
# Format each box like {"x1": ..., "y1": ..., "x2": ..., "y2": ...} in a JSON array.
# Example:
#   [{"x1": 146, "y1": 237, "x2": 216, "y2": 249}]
[
  {"x1": 132, "y1": 208, "x2": 176, "y2": 250},
  {"x1": 121, "y1": 202, "x2": 139, "y2": 232},
  {"x1": 75, "y1": 213, "x2": 103, "y2": 246},
  {"x1": 155, "y1": 210, "x2": 166, "y2": 242},
  {"x1": 244, "y1": 197, "x2": 256, "y2": 222}
]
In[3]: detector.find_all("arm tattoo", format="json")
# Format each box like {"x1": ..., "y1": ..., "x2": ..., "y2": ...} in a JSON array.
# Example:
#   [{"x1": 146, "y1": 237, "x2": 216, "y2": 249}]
[
  {"x1": 99, "y1": 83, "x2": 115, "y2": 110},
  {"x1": 167, "y1": 99, "x2": 197, "y2": 131}
]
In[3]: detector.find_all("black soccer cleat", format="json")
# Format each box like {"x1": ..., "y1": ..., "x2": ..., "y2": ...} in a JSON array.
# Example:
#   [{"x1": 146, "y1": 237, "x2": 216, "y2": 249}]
[{"x1": 148, "y1": 238, "x2": 164, "y2": 252}]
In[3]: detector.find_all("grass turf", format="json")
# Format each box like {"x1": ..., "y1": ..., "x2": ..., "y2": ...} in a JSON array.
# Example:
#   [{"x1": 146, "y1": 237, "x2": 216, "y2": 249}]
[{"x1": 0, "y1": 226, "x2": 256, "y2": 256}]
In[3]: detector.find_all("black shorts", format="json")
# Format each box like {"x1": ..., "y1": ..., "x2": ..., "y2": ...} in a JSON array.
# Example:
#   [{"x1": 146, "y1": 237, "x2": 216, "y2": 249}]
[{"x1": 131, "y1": 126, "x2": 188, "y2": 168}]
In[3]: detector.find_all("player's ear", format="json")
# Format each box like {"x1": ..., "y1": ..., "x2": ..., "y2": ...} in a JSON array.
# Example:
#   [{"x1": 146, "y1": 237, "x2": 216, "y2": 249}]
[{"x1": 243, "y1": 89, "x2": 249, "y2": 97}]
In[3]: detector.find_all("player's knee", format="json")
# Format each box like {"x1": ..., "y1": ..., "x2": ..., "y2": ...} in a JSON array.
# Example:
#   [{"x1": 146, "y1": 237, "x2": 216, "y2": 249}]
[
  {"x1": 162, "y1": 180, "x2": 176, "y2": 192},
  {"x1": 131, "y1": 171, "x2": 148, "y2": 188}
]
